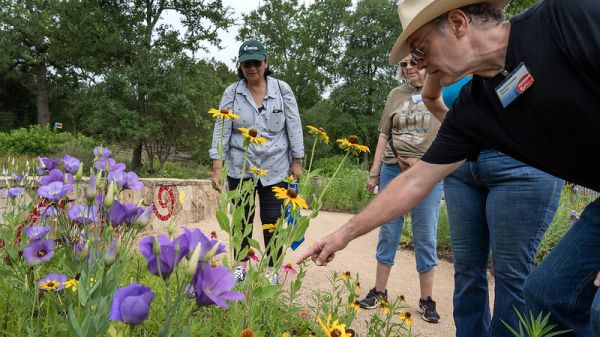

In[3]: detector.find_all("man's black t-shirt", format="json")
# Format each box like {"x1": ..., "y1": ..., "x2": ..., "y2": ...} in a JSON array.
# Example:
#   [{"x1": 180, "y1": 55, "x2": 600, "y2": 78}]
[{"x1": 421, "y1": 0, "x2": 600, "y2": 191}]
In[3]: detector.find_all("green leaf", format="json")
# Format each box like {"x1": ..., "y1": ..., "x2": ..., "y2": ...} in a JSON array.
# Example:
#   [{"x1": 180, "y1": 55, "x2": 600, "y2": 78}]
[
  {"x1": 215, "y1": 209, "x2": 230, "y2": 232},
  {"x1": 251, "y1": 285, "x2": 279, "y2": 299}
]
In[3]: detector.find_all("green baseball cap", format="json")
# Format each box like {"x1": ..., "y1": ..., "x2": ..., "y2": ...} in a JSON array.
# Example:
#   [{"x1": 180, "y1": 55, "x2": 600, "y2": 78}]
[{"x1": 238, "y1": 39, "x2": 266, "y2": 63}]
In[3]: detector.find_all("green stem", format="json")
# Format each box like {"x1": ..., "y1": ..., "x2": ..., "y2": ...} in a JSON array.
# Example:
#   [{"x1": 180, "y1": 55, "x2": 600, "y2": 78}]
[
  {"x1": 317, "y1": 152, "x2": 350, "y2": 204},
  {"x1": 301, "y1": 138, "x2": 318, "y2": 192}
]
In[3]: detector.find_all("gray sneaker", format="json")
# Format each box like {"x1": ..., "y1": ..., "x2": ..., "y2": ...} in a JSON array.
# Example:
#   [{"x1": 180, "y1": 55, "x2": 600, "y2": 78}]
[
  {"x1": 359, "y1": 287, "x2": 388, "y2": 309},
  {"x1": 418, "y1": 296, "x2": 440, "y2": 323}
]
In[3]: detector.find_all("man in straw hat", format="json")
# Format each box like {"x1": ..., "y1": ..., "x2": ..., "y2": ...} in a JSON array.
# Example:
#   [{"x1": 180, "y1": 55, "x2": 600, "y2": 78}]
[{"x1": 298, "y1": 0, "x2": 600, "y2": 336}]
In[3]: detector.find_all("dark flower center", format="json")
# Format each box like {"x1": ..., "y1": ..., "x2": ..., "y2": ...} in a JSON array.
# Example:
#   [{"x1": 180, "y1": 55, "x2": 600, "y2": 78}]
[
  {"x1": 247, "y1": 248, "x2": 256, "y2": 256},
  {"x1": 331, "y1": 330, "x2": 342, "y2": 337},
  {"x1": 249, "y1": 128, "x2": 258, "y2": 137},
  {"x1": 348, "y1": 135, "x2": 359, "y2": 144},
  {"x1": 220, "y1": 109, "x2": 230, "y2": 114},
  {"x1": 37, "y1": 250, "x2": 47, "y2": 257},
  {"x1": 286, "y1": 189, "x2": 298, "y2": 198},
  {"x1": 46, "y1": 281, "x2": 57, "y2": 288}
]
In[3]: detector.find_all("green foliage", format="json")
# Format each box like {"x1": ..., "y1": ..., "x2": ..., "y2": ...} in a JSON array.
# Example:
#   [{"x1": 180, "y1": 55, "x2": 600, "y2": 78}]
[
  {"x1": 502, "y1": 307, "x2": 571, "y2": 337},
  {"x1": 0, "y1": 125, "x2": 96, "y2": 158},
  {"x1": 239, "y1": 0, "x2": 352, "y2": 109},
  {"x1": 304, "y1": 167, "x2": 372, "y2": 213}
]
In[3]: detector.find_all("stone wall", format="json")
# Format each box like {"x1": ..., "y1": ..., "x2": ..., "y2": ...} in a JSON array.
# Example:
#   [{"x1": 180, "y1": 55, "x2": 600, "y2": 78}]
[{"x1": 0, "y1": 178, "x2": 220, "y2": 228}]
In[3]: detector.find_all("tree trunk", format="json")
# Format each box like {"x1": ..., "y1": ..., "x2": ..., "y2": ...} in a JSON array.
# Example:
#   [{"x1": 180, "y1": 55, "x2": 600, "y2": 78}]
[
  {"x1": 132, "y1": 141, "x2": 143, "y2": 171},
  {"x1": 35, "y1": 63, "x2": 50, "y2": 127},
  {"x1": 144, "y1": 141, "x2": 155, "y2": 175}
]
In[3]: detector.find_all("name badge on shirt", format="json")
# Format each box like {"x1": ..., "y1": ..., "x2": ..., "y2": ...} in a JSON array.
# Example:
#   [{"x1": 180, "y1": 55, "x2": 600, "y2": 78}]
[
  {"x1": 495, "y1": 62, "x2": 535, "y2": 108},
  {"x1": 411, "y1": 94, "x2": 423, "y2": 104}
]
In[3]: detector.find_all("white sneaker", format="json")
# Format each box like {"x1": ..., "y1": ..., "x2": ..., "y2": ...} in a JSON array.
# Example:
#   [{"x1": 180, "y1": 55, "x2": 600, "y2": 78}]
[
  {"x1": 234, "y1": 266, "x2": 246, "y2": 283},
  {"x1": 266, "y1": 268, "x2": 279, "y2": 285}
]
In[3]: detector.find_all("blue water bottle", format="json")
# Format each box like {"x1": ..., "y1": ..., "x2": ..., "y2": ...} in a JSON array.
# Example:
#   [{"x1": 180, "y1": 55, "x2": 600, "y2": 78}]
[{"x1": 286, "y1": 181, "x2": 304, "y2": 250}]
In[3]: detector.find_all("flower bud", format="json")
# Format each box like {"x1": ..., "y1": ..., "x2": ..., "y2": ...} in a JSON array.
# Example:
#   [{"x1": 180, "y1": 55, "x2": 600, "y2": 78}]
[
  {"x1": 185, "y1": 244, "x2": 202, "y2": 277},
  {"x1": 167, "y1": 221, "x2": 175, "y2": 238},
  {"x1": 86, "y1": 173, "x2": 97, "y2": 202},
  {"x1": 104, "y1": 181, "x2": 115, "y2": 209},
  {"x1": 104, "y1": 240, "x2": 118, "y2": 267},
  {"x1": 152, "y1": 235, "x2": 161, "y2": 256},
  {"x1": 80, "y1": 240, "x2": 91, "y2": 260},
  {"x1": 204, "y1": 241, "x2": 222, "y2": 262},
  {"x1": 75, "y1": 164, "x2": 83, "y2": 182}
]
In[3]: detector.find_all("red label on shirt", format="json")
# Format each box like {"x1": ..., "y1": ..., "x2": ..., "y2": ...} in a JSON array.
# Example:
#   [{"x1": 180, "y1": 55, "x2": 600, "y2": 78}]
[{"x1": 517, "y1": 73, "x2": 534, "y2": 94}]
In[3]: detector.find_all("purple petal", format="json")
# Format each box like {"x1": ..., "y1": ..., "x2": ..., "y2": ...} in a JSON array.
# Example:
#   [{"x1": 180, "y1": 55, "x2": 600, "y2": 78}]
[
  {"x1": 110, "y1": 283, "x2": 154, "y2": 325},
  {"x1": 22, "y1": 240, "x2": 55, "y2": 265},
  {"x1": 62, "y1": 155, "x2": 81, "y2": 174},
  {"x1": 5, "y1": 187, "x2": 24, "y2": 198},
  {"x1": 24, "y1": 226, "x2": 51, "y2": 240}
]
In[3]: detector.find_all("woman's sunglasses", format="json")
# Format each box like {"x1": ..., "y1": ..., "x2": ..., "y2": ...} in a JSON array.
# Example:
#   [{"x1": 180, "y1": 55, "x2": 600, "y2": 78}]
[
  {"x1": 399, "y1": 61, "x2": 416, "y2": 68},
  {"x1": 241, "y1": 60, "x2": 264, "y2": 69}
]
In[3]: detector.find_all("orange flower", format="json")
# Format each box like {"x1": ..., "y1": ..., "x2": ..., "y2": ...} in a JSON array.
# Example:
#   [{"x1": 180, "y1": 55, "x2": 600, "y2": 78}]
[{"x1": 239, "y1": 327, "x2": 256, "y2": 337}]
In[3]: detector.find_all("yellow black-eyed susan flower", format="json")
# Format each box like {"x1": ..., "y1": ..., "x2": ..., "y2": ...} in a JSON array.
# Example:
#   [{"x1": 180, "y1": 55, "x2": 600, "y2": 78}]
[
  {"x1": 272, "y1": 186, "x2": 308, "y2": 210},
  {"x1": 64, "y1": 278, "x2": 78, "y2": 292},
  {"x1": 249, "y1": 166, "x2": 269, "y2": 177},
  {"x1": 261, "y1": 223, "x2": 277, "y2": 233},
  {"x1": 350, "y1": 299, "x2": 361, "y2": 313},
  {"x1": 307, "y1": 125, "x2": 330, "y2": 143},
  {"x1": 208, "y1": 108, "x2": 240, "y2": 120},
  {"x1": 337, "y1": 135, "x2": 370, "y2": 154},
  {"x1": 239, "y1": 127, "x2": 267, "y2": 145},
  {"x1": 378, "y1": 299, "x2": 390, "y2": 314},
  {"x1": 399, "y1": 311, "x2": 412, "y2": 326},
  {"x1": 317, "y1": 314, "x2": 352, "y2": 337},
  {"x1": 341, "y1": 271, "x2": 352, "y2": 281}
]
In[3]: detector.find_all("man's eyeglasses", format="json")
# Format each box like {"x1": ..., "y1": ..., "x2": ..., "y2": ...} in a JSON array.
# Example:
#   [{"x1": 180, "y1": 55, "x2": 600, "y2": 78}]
[
  {"x1": 409, "y1": 26, "x2": 434, "y2": 65},
  {"x1": 400, "y1": 61, "x2": 416, "y2": 68},
  {"x1": 241, "y1": 60, "x2": 264, "y2": 69}
]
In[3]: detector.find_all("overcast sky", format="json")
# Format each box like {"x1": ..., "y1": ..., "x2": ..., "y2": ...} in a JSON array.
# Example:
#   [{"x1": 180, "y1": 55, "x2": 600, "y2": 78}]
[
  {"x1": 161, "y1": 0, "x2": 317, "y2": 70},
  {"x1": 161, "y1": 0, "x2": 362, "y2": 70}
]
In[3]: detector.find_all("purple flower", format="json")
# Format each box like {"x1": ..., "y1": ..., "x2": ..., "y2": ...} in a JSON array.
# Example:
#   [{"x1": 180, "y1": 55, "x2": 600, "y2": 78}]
[
  {"x1": 68, "y1": 204, "x2": 99, "y2": 225},
  {"x1": 62, "y1": 155, "x2": 81, "y2": 174},
  {"x1": 37, "y1": 181, "x2": 73, "y2": 201},
  {"x1": 109, "y1": 283, "x2": 154, "y2": 325},
  {"x1": 139, "y1": 235, "x2": 184, "y2": 279},
  {"x1": 192, "y1": 265, "x2": 244, "y2": 307},
  {"x1": 4, "y1": 187, "x2": 24, "y2": 198},
  {"x1": 25, "y1": 225, "x2": 51, "y2": 240},
  {"x1": 40, "y1": 205, "x2": 61, "y2": 218},
  {"x1": 11, "y1": 172, "x2": 26, "y2": 185},
  {"x1": 108, "y1": 200, "x2": 138, "y2": 225},
  {"x1": 130, "y1": 207, "x2": 152, "y2": 226},
  {"x1": 94, "y1": 146, "x2": 112, "y2": 160},
  {"x1": 108, "y1": 171, "x2": 143, "y2": 190},
  {"x1": 22, "y1": 239, "x2": 54, "y2": 264},
  {"x1": 39, "y1": 169, "x2": 71, "y2": 186},
  {"x1": 95, "y1": 158, "x2": 125, "y2": 172},
  {"x1": 37, "y1": 157, "x2": 60, "y2": 171},
  {"x1": 39, "y1": 273, "x2": 67, "y2": 291},
  {"x1": 177, "y1": 227, "x2": 226, "y2": 260}
]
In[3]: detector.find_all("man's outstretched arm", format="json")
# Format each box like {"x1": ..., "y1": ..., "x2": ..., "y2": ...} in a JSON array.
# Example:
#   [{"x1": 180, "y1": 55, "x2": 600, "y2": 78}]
[{"x1": 297, "y1": 160, "x2": 464, "y2": 266}]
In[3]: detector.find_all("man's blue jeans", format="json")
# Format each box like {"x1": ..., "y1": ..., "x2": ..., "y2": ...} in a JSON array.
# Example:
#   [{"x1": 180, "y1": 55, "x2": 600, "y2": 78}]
[
  {"x1": 525, "y1": 197, "x2": 600, "y2": 337},
  {"x1": 444, "y1": 151, "x2": 563, "y2": 337},
  {"x1": 376, "y1": 163, "x2": 443, "y2": 273}
]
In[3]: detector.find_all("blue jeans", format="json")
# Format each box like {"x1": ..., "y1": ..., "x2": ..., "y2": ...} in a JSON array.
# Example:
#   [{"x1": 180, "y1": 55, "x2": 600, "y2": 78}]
[
  {"x1": 376, "y1": 163, "x2": 443, "y2": 273},
  {"x1": 444, "y1": 151, "x2": 563, "y2": 337},
  {"x1": 525, "y1": 197, "x2": 600, "y2": 337}
]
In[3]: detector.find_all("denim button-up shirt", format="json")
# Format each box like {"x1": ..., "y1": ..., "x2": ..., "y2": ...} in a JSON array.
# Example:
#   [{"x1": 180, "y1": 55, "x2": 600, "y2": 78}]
[{"x1": 209, "y1": 76, "x2": 304, "y2": 186}]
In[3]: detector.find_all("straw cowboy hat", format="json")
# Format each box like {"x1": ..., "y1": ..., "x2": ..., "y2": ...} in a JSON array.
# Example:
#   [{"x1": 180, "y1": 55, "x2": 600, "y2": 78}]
[{"x1": 389, "y1": 0, "x2": 511, "y2": 64}]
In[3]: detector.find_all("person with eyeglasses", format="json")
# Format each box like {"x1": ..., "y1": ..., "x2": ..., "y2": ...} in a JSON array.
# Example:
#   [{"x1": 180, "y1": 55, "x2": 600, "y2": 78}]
[
  {"x1": 425, "y1": 75, "x2": 563, "y2": 337},
  {"x1": 209, "y1": 39, "x2": 304, "y2": 285},
  {"x1": 297, "y1": 0, "x2": 600, "y2": 336},
  {"x1": 360, "y1": 56, "x2": 444, "y2": 323}
]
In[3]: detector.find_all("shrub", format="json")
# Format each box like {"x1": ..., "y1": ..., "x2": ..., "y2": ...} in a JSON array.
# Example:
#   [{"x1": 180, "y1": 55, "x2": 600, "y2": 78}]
[{"x1": 0, "y1": 125, "x2": 96, "y2": 159}]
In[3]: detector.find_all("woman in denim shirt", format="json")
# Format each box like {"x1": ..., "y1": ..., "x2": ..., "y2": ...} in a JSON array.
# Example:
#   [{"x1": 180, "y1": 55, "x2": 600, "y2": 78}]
[{"x1": 209, "y1": 39, "x2": 304, "y2": 284}]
